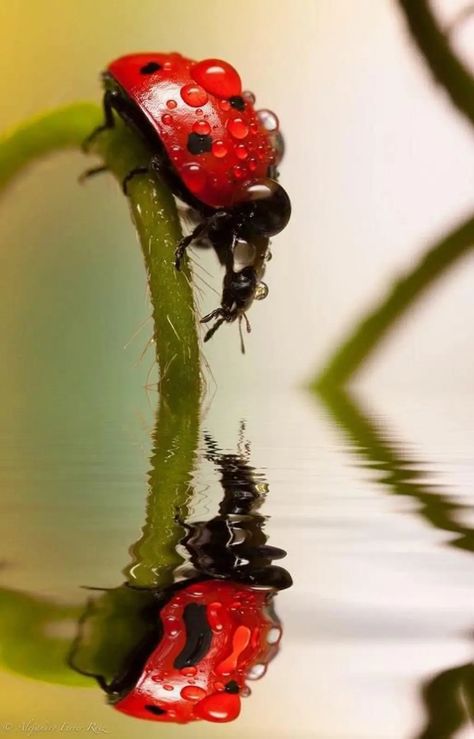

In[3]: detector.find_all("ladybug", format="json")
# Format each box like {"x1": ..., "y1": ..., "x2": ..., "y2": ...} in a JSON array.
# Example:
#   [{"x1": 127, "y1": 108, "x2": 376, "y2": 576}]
[
  {"x1": 69, "y1": 580, "x2": 283, "y2": 724},
  {"x1": 85, "y1": 52, "x2": 291, "y2": 343}
]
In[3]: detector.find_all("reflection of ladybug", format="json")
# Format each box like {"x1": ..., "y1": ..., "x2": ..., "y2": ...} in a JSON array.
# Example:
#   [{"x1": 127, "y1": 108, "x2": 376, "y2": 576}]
[
  {"x1": 113, "y1": 580, "x2": 282, "y2": 723},
  {"x1": 86, "y1": 53, "x2": 291, "y2": 342}
]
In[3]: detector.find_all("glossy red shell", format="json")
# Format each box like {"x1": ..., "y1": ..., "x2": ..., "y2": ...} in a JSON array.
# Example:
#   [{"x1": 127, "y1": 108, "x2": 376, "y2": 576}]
[
  {"x1": 106, "y1": 53, "x2": 277, "y2": 208},
  {"x1": 114, "y1": 580, "x2": 281, "y2": 724}
]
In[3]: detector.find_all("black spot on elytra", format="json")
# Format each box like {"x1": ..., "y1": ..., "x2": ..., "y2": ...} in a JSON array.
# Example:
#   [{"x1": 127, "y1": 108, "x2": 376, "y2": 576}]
[
  {"x1": 187, "y1": 132, "x2": 213, "y2": 155},
  {"x1": 229, "y1": 96, "x2": 245, "y2": 111},
  {"x1": 174, "y1": 604, "x2": 212, "y2": 668},
  {"x1": 145, "y1": 705, "x2": 167, "y2": 716},
  {"x1": 140, "y1": 61, "x2": 162, "y2": 75},
  {"x1": 225, "y1": 680, "x2": 240, "y2": 694}
]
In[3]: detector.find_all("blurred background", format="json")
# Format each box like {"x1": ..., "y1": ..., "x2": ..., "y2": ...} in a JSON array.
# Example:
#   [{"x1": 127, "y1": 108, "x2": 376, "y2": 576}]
[{"x1": 0, "y1": 1, "x2": 473, "y2": 738}]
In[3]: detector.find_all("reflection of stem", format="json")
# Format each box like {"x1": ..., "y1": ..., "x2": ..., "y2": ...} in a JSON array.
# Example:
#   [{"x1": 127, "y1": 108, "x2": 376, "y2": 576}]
[
  {"x1": 312, "y1": 215, "x2": 474, "y2": 389},
  {"x1": 123, "y1": 396, "x2": 200, "y2": 590},
  {"x1": 316, "y1": 385, "x2": 474, "y2": 553},
  {"x1": 415, "y1": 661, "x2": 474, "y2": 739},
  {"x1": 398, "y1": 0, "x2": 474, "y2": 129}
]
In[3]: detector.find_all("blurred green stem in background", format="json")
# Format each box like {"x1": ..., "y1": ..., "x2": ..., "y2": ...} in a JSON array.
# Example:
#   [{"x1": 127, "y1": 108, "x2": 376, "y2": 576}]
[
  {"x1": 312, "y1": 214, "x2": 474, "y2": 389},
  {"x1": 398, "y1": 0, "x2": 474, "y2": 130},
  {"x1": 313, "y1": 0, "x2": 474, "y2": 390},
  {"x1": 317, "y1": 385, "x2": 474, "y2": 553}
]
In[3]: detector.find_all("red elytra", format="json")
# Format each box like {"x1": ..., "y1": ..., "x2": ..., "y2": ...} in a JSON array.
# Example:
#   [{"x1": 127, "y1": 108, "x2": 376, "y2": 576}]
[
  {"x1": 113, "y1": 579, "x2": 281, "y2": 724},
  {"x1": 106, "y1": 53, "x2": 277, "y2": 208}
]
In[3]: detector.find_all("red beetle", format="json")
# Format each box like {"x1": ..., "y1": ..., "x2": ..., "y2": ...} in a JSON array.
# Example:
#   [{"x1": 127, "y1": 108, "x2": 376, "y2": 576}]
[
  {"x1": 86, "y1": 52, "x2": 291, "y2": 342},
  {"x1": 111, "y1": 580, "x2": 282, "y2": 724}
]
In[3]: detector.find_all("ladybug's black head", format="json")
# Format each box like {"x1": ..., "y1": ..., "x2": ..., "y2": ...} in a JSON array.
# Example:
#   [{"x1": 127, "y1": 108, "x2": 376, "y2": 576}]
[{"x1": 234, "y1": 178, "x2": 291, "y2": 241}]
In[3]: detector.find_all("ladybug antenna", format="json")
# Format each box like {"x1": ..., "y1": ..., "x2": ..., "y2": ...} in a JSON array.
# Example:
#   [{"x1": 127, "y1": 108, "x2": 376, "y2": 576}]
[{"x1": 238, "y1": 314, "x2": 252, "y2": 354}]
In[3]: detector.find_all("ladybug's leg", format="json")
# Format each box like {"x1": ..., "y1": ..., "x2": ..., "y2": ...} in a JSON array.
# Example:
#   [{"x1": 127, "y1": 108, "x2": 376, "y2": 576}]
[
  {"x1": 82, "y1": 90, "x2": 119, "y2": 150},
  {"x1": 78, "y1": 165, "x2": 109, "y2": 184},
  {"x1": 174, "y1": 211, "x2": 232, "y2": 270},
  {"x1": 174, "y1": 220, "x2": 212, "y2": 270},
  {"x1": 122, "y1": 167, "x2": 150, "y2": 195}
]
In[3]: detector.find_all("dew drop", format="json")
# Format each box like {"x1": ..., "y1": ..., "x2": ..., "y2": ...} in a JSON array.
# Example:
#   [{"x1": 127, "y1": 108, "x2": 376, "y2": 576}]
[
  {"x1": 163, "y1": 61, "x2": 172, "y2": 71},
  {"x1": 181, "y1": 685, "x2": 207, "y2": 702},
  {"x1": 161, "y1": 113, "x2": 173, "y2": 125},
  {"x1": 235, "y1": 144, "x2": 249, "y2": 160},
  {"x1": 219, "y1": 99, "x2": 231, "y2": 111},
  {"x1": 180, "y1": 666, "x2": 197, "y2": 677},
  {"x1": 248, "y1": 156, "x2": 258, "y2": 172},
  {"x1": 194, "y1": 692, "x2": 241, "y2": 722},
  {"x1": 193, "y1": 120, "x2": 211, "y2": 136},
  {"x1": 257, "y1": 109, "x2": 279, "y2": 132},
  {"x1": 207, "y1": 601, "x2": 225, "y2": 632},
  {"x1": 228, "y1": 117, "x2": 249, "y2": 140},
  {"x1": 212, "y1": 140, "x2": 228, "y2": 159},
  {"x1": 181, "y1": 83, "x2": 208, "y2": 107},
  {"x1": 181, "y1": 163, "x2": 207, "y2": 193},
  {"x1": 266, "y1": 626, "x2": 281, "y2": 644},
  {"x1": 166, "y1": 99, "x2": 177, "y2": 109},
  {"x1": 163, "y1": 684, "x2": 174, "y2": 691},
  {"x1": 232, "y1": 164, "x2": 247, "y2": 180},
  {"x1": 191, "y1": 58, "x2": 242, "y2": 98},
  {"x1": 243, "y1": 90, "x2": 256, "y2": 105},
  {"x1": 247, "y1": 663, "x2": 266, "y2": 680}
]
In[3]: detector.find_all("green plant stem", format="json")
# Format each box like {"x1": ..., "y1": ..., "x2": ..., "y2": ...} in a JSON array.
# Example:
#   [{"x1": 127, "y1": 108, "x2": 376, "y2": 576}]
[
  {"x1": 312, "y1": 214, "x2": 474, "y2": 389},
  {"x1": 398, "y1": 0, "x2": 474, "y2": 129},
  {"x1": 123, "y1": 393, "x2": 199, "y2": 589},
  {"x1": 0, "y1": 102, "x2": 202, "y2": 406}
]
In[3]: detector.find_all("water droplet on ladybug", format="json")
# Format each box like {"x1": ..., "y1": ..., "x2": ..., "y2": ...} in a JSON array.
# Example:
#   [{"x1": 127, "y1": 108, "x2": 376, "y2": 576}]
[
  {"x1": 166, "y1": 99, "x2": 177, "y2": 109},
  {"x1": 257, "y1": 109, "x2": 279, "y2": 132},
  {"x1": 243, "y1": 90, "x2": 256, "y2": 104},
  {"x1": 212, "y1": 140, "x2": 228, "y2": 158},
  {"x1": 181, "y1": 163, "x2": 207, "y2": 193},
  {"x1": 248, "y1": 156, "x2": 258, "y2": 172},
  {"x1": 266, "y1": 626, "x2": 281, "y2": 643},
  {"x1": 241, "y1": 685, "x2": 251, "y2": 697},
  {"x1": 194, "y1": 692, "x2": 241, "y2": 722},
  {"x1": 180, "y1": 666, "x2": 197, "y2": 677},
  {"x1": 181, "y1": 83, "x2": 208, "y2": 107},
  {"x1": 163, "y1": 684, "x2": 174, "y2": 691},
  {"x1": 161, "y1": 113, "x2": 173, "y2": 125},
  {"x1": 181, "y1": 685, "x2": 207, "y2": 702},
  {"x1": 164, "y1": 615, "x2": 180, "y2": 636},
  {"x1": 247, "y1": 663, "x2": 266, "y2": 680},
  {"x1": 191, "y1": 58, "x2": 242, "y2": 98},
  {"x1": 219, "y1": 99, "x2": 231, "y2": 111},
  {"x1": 249, "y1": 122, "x2": 259, "y2": 134},
  {"x1": 193, "y1": 120, "x2": 211, "y2": 136},
  {"x1": 270, "y1": 130, "x2": 285, "y2": 164},
  {"x1": 256, "y1": 144, "x2": 266, "y2": 160},
  {"x1": 163, "y1": 61, "x2": 172, "y2": 71},
  {"x1": 228, "y1": 117, "x2": 249, "y2": 140},
  {"x1": 196, "y1": 108, "x2": 203, "y2": 116},
  {"x1": 235, "y1": 144, "x2": 249, "y2": 160}
]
